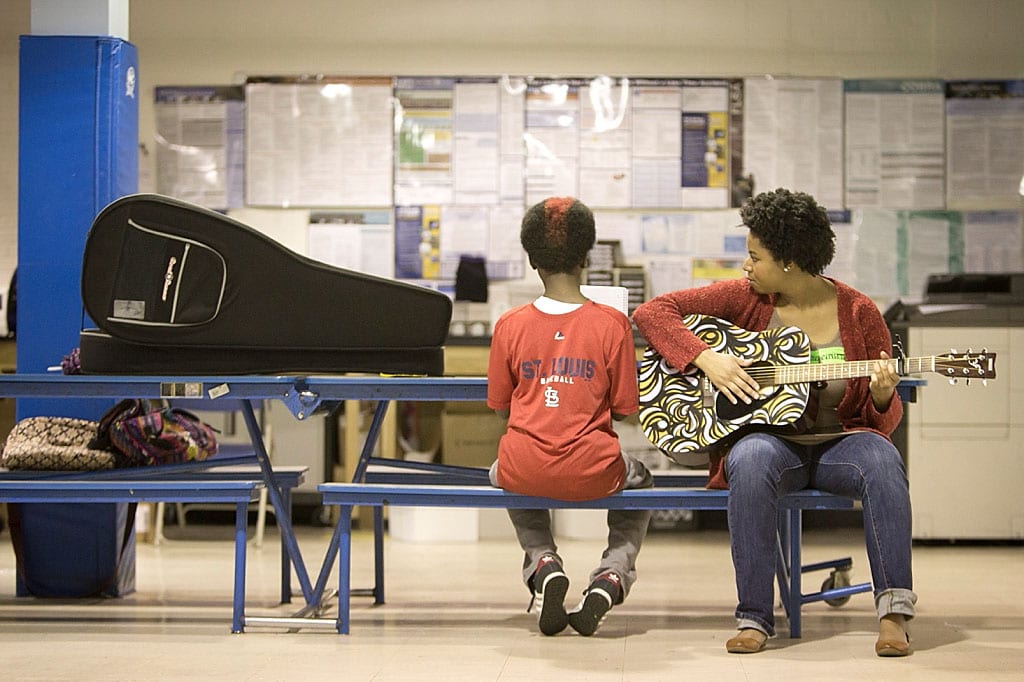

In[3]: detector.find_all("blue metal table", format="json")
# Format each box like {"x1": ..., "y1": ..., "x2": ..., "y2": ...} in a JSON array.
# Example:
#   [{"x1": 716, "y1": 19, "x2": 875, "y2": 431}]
[{"x1": 0, "y1": 373, "x2": 488, "y2": 629}]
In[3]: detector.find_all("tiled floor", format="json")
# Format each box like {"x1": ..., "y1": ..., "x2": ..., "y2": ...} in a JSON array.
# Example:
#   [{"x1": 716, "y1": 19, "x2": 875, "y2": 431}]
[{"x1": 0, "y1": 515, "x2": 1021, "y2": 681}]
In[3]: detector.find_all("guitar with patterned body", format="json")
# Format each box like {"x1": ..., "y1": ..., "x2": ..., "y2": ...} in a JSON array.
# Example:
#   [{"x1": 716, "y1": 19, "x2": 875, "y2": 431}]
[{"x1": 637, "y1": 314, "x2": 997, "y2": 457}]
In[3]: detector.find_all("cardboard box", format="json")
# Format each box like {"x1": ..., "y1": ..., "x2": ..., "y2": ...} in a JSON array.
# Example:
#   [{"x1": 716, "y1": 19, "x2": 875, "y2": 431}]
[
  {"x1": 553, "y1": 509, "x2": 609, "y2": 540},
  {"x1": 388, "y1": 506, "x2": 479, "y2": 543},
  {"x1": 441, "y1": 405, "x2": 505, "y2": 467},
  {"x1": 387, "y1": 507, "x2": 513, "y2": 543}
]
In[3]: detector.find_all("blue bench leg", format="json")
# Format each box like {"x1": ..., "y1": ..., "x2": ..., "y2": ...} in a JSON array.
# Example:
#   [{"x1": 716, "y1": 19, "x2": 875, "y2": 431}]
[
  {"x1": 232, "y1": 499, "x2": 248, "y2": 633},
  {"x1": 241, "y1": 401, "x2": 315, "y2": 605},
  {"x1": 775, "y1": 508, "x2": 804, "y2": 638},
  {"x1": 337, "y1": 505, "x2": 353, "y2": 634},
  {"x1": 787, "y1": 508, "x2": 802, "y2": 638},
  {"x1": 280, "y1": 487, "x2": 292, "y2": 604},
  {"x1": 374, "y1": 506, "x2": 385, "y2": 604}
]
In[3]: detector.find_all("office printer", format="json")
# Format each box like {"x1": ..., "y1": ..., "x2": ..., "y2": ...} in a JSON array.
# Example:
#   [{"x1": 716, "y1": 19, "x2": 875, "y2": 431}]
[{"x1": 885, "y1": 272, "x2": 1024, "y2": 328}]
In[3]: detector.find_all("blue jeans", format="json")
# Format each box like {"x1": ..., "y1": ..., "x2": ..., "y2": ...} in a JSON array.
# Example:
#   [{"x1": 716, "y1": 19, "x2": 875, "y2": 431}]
[{"x1": 724, "y1": 431, "x2": 917, "y2": 636}]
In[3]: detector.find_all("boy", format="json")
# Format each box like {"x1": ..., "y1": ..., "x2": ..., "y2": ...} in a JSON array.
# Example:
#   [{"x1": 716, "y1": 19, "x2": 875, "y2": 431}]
[{"x1": 487, "y1": 197, "x2": 652, "y2": 636}]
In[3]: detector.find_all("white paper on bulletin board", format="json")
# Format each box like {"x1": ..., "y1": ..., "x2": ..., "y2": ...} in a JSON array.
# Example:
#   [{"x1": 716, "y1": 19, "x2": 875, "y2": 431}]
[
  {"x1": 308, "y1": 210, "x2": 394, "y2": 279},
  {"x1": 742, "y1": 77, "x2": 844, "y2": 210},
  {"x1": 593, "y1": 211, "x2": 643, "y2": 259},
  {"x1": 525, "y1": 81, "x2": 581, "y2": 205},
  {"x1": 964, "y1": 210, "x2": 1024, "y2": 272},
  {"x1": 645, "y1": 257, "x2": 694, "y2": 297},
  {"x1": 631, "y1": 81, "x2": 683, "y2": 208},
  {"x1": 945, "y1": 81, "x2": 1024, "y2": 210},
  {"x1": 578, "y1": 80, "x2": 632, "y2": 208},
  {"x1": 453, "y1": 80, "x2": 502, "y2": 205},
  {"x1": 850, "y1": 210, "x2": 902, "y2": 300},
  {"x1": 154, "y1": 85, "x2": 245, "y2": 211},
  {"x1": 904, "y1": 211, "x2": 960, "y2": 300},
  {"x1": 844, "y1": 80, "x2": 946, "y2": 210},
  {"x1": 245, "y1": 78, "x2": 393, "y2": 207}
]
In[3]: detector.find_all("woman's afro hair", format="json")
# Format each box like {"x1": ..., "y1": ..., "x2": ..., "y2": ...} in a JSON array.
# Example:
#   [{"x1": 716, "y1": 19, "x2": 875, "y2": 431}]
[{"x1": 739, "y1": 188, "x2": 835, "y2": 275}]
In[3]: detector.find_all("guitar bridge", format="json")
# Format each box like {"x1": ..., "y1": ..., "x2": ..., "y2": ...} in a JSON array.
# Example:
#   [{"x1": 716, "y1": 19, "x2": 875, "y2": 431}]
[{"x1": 700, "y1": 376, "x2": 716, "y2": 410}]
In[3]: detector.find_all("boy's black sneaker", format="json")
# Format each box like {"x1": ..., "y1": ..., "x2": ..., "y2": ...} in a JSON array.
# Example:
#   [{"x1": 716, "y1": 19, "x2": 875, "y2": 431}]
[
  {"x1": 568, "y1": 571, "x2": 621, "y2": 636},
  {"x1": 531, "y1": 554, "x2": 569, "y2": 635}
]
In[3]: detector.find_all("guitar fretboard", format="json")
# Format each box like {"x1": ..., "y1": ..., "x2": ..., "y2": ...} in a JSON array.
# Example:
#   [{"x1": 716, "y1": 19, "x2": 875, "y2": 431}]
[{"x1": 768, "y1": 356, "x2": 936, "y2": 386}]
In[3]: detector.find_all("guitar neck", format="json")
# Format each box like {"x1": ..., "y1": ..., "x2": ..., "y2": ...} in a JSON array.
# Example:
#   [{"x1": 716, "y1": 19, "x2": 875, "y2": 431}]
[{"x1": 770, "y1": 356, "x2": 934, "y2": 385}]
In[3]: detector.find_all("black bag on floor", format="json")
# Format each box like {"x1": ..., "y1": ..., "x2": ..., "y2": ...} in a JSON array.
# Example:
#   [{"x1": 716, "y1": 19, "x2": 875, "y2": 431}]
[{"x1": 7, "y1": 502, "x2": 136, "y2": 598}]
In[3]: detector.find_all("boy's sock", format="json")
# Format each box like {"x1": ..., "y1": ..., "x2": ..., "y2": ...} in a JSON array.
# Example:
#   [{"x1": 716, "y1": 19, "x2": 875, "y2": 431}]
[
  {"x1": 568, "y1": 571, "x2": 621, "y2": 636},
  {"x1": 531, "y1": 554, "x2": 569, "y2": 636}
]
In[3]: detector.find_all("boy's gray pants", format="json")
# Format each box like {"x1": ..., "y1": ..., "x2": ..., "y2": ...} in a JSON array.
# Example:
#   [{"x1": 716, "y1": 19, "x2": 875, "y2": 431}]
[{"x1": 490, "y1": 453, "x2": 653, "y2": 602}]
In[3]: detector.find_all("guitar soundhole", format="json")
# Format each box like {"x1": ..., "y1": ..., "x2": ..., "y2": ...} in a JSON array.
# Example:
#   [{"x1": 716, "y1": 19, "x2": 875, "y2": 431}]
[
  {"x1": 716, "y1": 392, "x2": 772, "y2": 421},
  {"x1": 715, "y1": 361, "x2": 775, "y2": 421}
]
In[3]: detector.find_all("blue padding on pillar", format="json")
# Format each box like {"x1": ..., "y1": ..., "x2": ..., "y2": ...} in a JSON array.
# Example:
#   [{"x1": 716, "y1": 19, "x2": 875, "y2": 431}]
[{"x1": 17, "y1": 36, "x2": 138, "y2": 419}]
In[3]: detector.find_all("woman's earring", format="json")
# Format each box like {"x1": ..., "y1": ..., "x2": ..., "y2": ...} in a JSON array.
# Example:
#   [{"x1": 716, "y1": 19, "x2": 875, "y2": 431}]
[{"x1": 783, "y1": 265, "x2": 791, "y2": 272}]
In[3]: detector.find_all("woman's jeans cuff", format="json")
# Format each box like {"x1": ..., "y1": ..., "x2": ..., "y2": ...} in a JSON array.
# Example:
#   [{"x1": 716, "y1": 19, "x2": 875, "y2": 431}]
[
  {"x1": 874, "y1": 588, "x2": 918, "y2": 620},
  {"x1": 736, "y1": 616, "x2": 772, "y2": 637}
]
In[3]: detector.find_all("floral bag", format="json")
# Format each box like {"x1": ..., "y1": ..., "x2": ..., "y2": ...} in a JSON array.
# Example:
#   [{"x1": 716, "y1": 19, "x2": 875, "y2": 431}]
[{"x1": 93, "y1": 399, "x2": 218, "y2": 467}]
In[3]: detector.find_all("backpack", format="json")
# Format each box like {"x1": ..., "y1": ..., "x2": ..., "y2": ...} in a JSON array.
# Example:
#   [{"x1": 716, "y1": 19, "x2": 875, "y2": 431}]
[{"x1": 93, "y1": 398, "x2": 218, "y2": 467}]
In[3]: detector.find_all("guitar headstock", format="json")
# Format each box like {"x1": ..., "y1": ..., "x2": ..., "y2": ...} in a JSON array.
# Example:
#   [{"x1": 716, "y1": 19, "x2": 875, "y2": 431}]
[{"x1": 936, "y1": 350, "x2": 997, "y2": 384}]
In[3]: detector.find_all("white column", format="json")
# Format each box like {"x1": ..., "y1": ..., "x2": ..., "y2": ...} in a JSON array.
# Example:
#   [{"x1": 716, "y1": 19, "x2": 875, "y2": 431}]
[{"x1": 30, "y1": 0, "x2": 129, "y2": 40}]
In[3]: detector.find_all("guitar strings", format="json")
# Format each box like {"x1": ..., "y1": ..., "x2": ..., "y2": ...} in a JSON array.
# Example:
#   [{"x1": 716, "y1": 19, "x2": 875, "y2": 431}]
[
  {"x1": 737, "y1": 361, "x2": 886, "y2": 385},
  {"x1": 735, "y1": 356, "x2": 941, "y2": 385}
]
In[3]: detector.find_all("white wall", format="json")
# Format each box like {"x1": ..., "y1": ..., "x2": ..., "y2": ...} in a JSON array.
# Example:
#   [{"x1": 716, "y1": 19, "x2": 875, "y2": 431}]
[{"x1": 3, "y1": 0, "x2": 1024, "y2": 330}]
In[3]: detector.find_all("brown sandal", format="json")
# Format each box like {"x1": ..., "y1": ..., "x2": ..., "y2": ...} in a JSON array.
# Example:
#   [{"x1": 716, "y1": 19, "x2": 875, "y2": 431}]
[
  {"x1": 726, "y1": 628, "x2": 768, "y2": 654},
  {"x1": 875, "y1": 632, "x2": 911, "y2": 657}
]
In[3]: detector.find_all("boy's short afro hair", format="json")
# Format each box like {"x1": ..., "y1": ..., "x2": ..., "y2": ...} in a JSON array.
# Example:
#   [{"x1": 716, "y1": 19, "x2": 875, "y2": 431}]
[
  {"x1": 739, "y1": 188, "x2": 835, "y2": 276},
  {"x1": 520, "y1": 197, "x2": 595, "y2": 273}
]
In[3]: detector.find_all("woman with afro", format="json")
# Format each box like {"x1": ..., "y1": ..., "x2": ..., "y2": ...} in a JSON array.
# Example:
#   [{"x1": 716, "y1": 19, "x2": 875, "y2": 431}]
[{"x1": 634, "y1": 188, "x2": 915, "y2": 657}]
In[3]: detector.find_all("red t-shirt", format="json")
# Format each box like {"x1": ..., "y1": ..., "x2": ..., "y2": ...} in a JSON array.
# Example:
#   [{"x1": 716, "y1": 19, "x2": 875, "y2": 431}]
[{"x1": 486, "y1": 300, "x2": 638, "y2": 501}]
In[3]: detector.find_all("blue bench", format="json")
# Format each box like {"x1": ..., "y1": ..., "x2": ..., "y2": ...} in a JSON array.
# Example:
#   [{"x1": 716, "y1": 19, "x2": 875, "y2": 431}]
[
  {"x1": 318, "y1": 477, "x2": 872, "y2": 636},
  {"x1": 0, "y1": 478, "x2": 259, "y2": 633},
  {"x1": 0, "y1": 462, "x2": 308, "y2": 630}
]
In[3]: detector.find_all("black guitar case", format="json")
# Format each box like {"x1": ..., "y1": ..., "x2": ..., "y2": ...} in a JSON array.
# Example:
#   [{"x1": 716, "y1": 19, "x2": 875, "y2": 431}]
[{"x1": 78, "y1": 194, "x2": 451, "y2": 375}]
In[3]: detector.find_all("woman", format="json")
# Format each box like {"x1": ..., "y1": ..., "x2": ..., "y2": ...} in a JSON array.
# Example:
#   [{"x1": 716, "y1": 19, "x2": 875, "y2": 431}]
[{"x1": 632, "y1": 188, "x2": 915, "y2": 657}]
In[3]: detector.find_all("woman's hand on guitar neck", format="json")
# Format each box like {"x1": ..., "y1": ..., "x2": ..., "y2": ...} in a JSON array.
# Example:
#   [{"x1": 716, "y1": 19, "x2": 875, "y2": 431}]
[
  {"x1": 869, "y1": 351, "x2": 899, "y2": 411},
  {"x1": 694, "y1": 349, "x2": 760, "y2": 405}
]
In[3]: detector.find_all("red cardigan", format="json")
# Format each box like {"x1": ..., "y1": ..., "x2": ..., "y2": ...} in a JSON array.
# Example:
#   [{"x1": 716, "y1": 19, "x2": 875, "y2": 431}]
[{"x1": 632, "y1": 277, "x2": 903, "y2": 488}]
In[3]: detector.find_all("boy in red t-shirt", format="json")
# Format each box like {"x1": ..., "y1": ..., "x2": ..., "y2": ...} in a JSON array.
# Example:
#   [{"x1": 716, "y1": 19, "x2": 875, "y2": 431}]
[{"x1": 487, "y1": 197, "x2": 652, "y2": 636}]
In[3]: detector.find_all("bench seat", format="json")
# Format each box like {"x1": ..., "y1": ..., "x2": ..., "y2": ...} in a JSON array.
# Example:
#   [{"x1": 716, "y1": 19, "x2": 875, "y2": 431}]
[
  {"x1": 318, "y1": 481, "x2": 871, "y2": 636},
  {"x1": 0, "y1": 478, "x2": 259, "y2": 632}
]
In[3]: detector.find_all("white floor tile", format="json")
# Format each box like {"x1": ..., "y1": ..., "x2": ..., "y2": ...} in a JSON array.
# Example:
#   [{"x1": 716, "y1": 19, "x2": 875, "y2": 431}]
[{"x1": 0, "y1": 521, "x2": 1021, "y2": 680}]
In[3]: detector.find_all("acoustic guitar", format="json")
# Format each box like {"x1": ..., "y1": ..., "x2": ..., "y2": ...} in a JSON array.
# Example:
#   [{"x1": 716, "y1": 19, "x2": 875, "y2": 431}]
[{"x1": 638, "y1": 314, "x2": 997, "y2": 456}]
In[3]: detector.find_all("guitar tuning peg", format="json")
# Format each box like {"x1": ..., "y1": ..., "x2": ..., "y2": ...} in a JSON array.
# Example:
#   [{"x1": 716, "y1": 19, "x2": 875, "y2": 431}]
[
  {"x1": 949, "y1": 347, "x2": 958, "y2": 354},
  {"x1": 982, "y1": 379, "x2": 988, "y2": 387},
  {"x1": 948, "y1": 378, "x2": 957, "y2": 386}
]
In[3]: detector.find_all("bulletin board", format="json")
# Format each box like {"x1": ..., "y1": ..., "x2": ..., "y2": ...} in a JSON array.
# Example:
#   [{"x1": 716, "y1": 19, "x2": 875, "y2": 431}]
[{"x1": 152, "y1": 74, "x2": 1024, "y2": 304}]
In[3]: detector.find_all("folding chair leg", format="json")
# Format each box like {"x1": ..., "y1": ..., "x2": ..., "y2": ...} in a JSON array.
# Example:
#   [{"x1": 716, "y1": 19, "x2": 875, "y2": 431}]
[
  {"x1": 154, "y1": 501, "x2": 166, "y2": 545},
  {"x1": 255, "y1": 486, "x2": 268, "y2": 548}
]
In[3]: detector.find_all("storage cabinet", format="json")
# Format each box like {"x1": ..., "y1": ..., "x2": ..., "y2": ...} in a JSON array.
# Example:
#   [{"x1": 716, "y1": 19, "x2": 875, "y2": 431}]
[{"x1": 905, "y1": 326, "x2": 1024, "y2": 540}]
